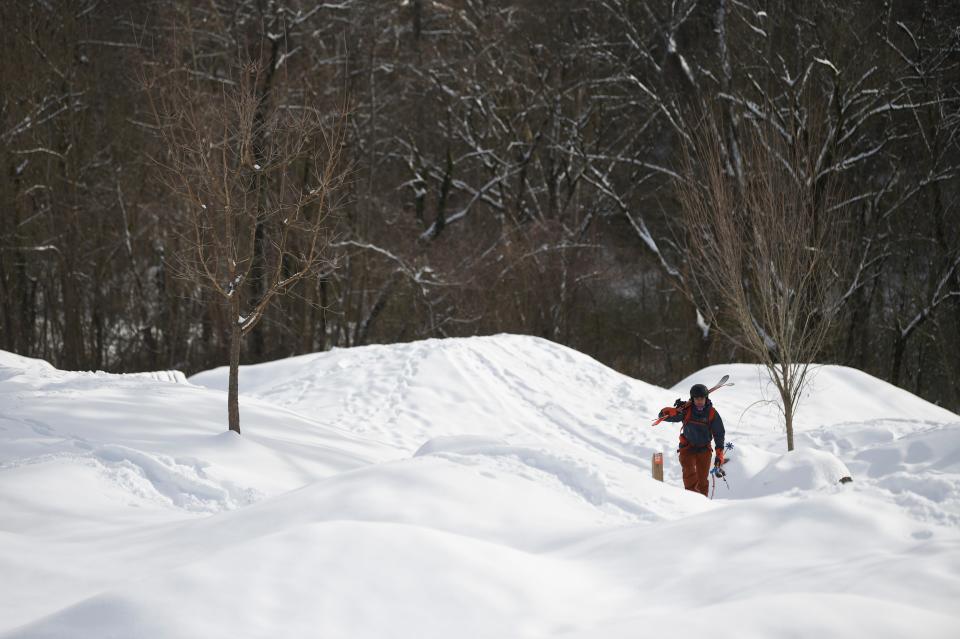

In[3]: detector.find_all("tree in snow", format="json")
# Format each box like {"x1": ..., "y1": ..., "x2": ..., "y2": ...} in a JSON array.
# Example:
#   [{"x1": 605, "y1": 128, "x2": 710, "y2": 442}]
[
  {"x1": 142, "y1": 17, "x2": 348, "y2": 434},
  {"x1": 674, "y1": 107, "x2": 849, "y2": 451}
]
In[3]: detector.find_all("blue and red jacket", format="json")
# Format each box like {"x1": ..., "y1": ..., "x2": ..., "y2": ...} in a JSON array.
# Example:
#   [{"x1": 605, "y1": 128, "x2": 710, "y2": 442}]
[{"x1": 660, "y1": 399, "x2": 725, "y2": 453}]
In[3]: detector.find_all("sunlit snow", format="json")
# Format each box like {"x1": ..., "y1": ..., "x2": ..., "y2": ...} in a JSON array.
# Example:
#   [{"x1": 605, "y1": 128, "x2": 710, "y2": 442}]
[{"x1": 1, "y1": 335, "x2": 958, "y2": 638}]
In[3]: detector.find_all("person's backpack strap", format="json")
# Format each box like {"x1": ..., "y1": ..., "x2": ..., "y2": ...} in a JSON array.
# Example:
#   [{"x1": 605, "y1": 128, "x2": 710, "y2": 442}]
[{"x1": 684, "y1": 406, "x2": 715, "y2": 424}]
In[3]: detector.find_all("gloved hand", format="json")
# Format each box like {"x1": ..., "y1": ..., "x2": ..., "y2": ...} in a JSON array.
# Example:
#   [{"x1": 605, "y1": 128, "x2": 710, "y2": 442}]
[
  {"x1": 659, "y1": 407, "x2": 679, "y2": 418},
  {"x1": 715, "y1": 448, "x2": 725, "y2": 466},
  {"x1": 673, "y1": 398, "x2": 685, "y2": 408}
]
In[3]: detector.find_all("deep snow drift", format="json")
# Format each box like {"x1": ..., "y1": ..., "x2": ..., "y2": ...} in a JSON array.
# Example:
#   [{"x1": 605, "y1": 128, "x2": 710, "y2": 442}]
[{"x1": 1, "y1": 335, "x2": 958, "y2": 638}]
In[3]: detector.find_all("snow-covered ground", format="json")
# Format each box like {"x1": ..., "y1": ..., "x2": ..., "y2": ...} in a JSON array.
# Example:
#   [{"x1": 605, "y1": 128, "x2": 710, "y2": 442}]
[{"x1": 1, "y1": 335, "x2": 958, "y2": 638}]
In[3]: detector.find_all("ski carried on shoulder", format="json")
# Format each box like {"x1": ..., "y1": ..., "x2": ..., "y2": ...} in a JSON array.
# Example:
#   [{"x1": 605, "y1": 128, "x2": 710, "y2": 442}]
[{"x1": 651, "y1": 374, "x2": 734, "y2": 426}]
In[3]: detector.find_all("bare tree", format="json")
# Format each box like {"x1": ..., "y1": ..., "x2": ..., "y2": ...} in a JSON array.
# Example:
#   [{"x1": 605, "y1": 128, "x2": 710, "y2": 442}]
[
  {"x1": 675, "y1": 109, "x2": 848, "y2": 451},
  {"x1": 144, "y1": 48, "x2": 347, "y2": 434}
]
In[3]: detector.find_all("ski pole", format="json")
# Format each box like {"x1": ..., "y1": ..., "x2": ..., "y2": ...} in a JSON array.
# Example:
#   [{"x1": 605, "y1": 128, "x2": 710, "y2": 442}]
[{"x1": 709, "y1": 442, "x2": 734, "y2": 498}]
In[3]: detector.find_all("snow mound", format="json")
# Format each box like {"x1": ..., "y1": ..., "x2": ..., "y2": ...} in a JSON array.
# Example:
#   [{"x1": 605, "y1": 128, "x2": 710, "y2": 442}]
[
  {"x1": 188, "y1": 334, "x2": 697, "y2": 522},
  {"x1": 189, "y1": 334, "x2": 673, "y2": 456},
  {"x1": 560, "y1": 487, "x2": 960, "y2": 639},
  {"x1": 0, "y1": 351, "x2": 56, "y2": 372},
  {"x1": 0, "y1": 351, "x2": 56, "y2": 384},
  {"x1": 742, "y1": 448, "x2": 853, "y2": 497},
  {"x1": 118, "y1": 370, "x2": 189, "y2": 384},
  {"x1": 413, "y1": 435, "x2": 509, "y2": 457},
  {"x1": 4, "y1": 521, "x2": 624, "y2": 639},
  {"x1": 413, "y1": 435, "x2": 631, "y2": 513},
  {"x1": 785, "y1": 421, "x2": 960, "y2": 526},
  {"x1": 4, "y1": 335, "x2": 960, "y2": 638},
  {"x1": 672, "y1": 363, "x2": 958, "y2": 430},
  {"x1": 93, "y1": 444, "x2": 261, "y2": 513},
  {"x1": 846, "y1": 422, "x2": 960, "y2": 476},
  {"x1": 0, "y1": 352, "x2": 188, "y2": 386}
]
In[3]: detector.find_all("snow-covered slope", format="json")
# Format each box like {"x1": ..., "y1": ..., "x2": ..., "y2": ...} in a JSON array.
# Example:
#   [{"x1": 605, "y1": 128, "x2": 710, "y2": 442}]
[
  {"x1": 1, "y1": 335, "x2": 959, "y2": 638},
  {"x1": 673, "y1": 362, "x2": 958, "y2": 431},
  {"x1": 190, "y1": 334, "x2": 674, "y2": 455}
]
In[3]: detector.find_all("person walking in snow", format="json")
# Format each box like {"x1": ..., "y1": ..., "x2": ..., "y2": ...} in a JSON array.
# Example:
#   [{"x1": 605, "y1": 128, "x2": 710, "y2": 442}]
[{"x1": 658, "y1": 383, "x2": 725, "y2": 496}]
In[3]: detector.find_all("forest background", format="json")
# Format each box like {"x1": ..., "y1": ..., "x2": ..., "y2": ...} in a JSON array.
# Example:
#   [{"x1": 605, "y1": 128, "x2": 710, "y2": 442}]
[{"x1": 2, "y1": 0, "x2": 959, "y2": 413}]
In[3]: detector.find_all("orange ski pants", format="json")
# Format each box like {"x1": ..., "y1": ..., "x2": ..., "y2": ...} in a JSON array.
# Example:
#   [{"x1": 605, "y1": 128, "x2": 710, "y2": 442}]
[{"x1": 679, "y1": 447, "x2": 713, "y2": 496}]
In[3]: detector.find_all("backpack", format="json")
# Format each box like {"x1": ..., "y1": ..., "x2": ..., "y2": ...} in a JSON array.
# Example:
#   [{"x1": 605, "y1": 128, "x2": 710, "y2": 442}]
[{"x1": 679, "y1": 405, "x2": 716, "y2": 450}]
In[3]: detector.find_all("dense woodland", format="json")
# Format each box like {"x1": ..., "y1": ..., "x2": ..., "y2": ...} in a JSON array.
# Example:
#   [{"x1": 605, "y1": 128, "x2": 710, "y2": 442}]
[{"x1": 2, "y1": 0, "x2": 959, "y2": 413}]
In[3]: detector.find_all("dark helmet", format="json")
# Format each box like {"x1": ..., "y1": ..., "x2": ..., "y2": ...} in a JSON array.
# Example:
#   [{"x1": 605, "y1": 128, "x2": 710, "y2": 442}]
[{"x1": 690, "y1": 383, "x2": 709, "y2": 399}]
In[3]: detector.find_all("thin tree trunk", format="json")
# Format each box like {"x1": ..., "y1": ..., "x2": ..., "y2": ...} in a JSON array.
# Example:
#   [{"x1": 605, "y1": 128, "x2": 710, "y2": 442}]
[
  {"x1": 301, "y1": 283, "x2": 316, "y2": 353},
  {"x1": 357, "y1": 271, "x2": 399, "y2": 346},
  {"x1": 61, "y1": 264, "x2": 84, "y2": 369},
  {"x1": 890, "y1": 333, "x2": 907, "y2": 388},
  {"x1": 228, "y1": 297, "x2": 242, "y2": 435},
  {"x1": 320, "y1": 278, "x2": 329, "y2": 351},
  {"x1": 784, "y1": 394, "x2": 795, "y2": 452}
]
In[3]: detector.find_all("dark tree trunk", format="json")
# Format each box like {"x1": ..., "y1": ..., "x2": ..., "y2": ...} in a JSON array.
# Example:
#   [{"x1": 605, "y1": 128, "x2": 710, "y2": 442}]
[
  {"x1": 891, "y1": 335, "x2": 906, "y2": 389},
  {"x1": 782, "y1": 390, "x2": 795, "y2": 452},
  {"x1": 228, "y1": 297, "x2": 242, "y2": 435},
  {"x1": 320, "y1": 278, "x2": 329, "y2": 351},
  {"x1": 60, "y1": 265, "x2": 84, "y2": 369}
]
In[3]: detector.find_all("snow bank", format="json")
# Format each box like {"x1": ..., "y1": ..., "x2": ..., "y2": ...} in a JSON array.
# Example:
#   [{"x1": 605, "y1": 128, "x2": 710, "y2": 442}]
[
  {"x1": 92, "y1": 444, "x2": 261, "y2": 512},
  {"x1": 739, "y1": 448, "x2": 852, "y2": 497},
  {"x1": 2, "y1": 336, "x2": 959, "y2": 638},
  {"x1": 673, "y1": 363, "x2": 958, "y2": 430},
  {"x1": 119, "y1": 370, "x2": 189, "y2": 384},
  {"x1": 5, "y1": 521, "x2": 625, "y2": 639}
]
